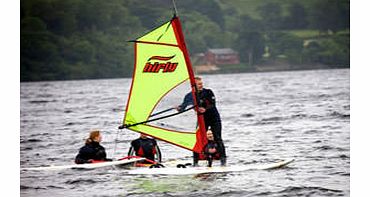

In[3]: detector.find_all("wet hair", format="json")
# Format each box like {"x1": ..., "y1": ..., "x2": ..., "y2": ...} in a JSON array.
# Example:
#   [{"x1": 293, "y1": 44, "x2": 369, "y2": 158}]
[
  {"x1": 86, "y1": 130, "x2": 100, "y2": 144},
  {"x1": 194, "y1": 76, "x2": 202, "y2": 81},
  {"x1": 140, "y1": 133, "x2": 147, "y2": 138}
]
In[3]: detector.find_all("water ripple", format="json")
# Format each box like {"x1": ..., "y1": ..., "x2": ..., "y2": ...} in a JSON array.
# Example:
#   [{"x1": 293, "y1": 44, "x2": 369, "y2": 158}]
[{"x1": 20, "y1": 69, "x2": 350, "y2": 196}]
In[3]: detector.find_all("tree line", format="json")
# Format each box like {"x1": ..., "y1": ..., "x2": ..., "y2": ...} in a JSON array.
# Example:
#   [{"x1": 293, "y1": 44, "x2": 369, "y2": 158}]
[{"x1": 21, "y1": 0, "x2": 349, "y2": 81}]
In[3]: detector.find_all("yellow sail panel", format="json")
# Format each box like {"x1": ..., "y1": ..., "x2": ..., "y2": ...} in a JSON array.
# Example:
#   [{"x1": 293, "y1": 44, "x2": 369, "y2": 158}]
[
  {"x1": 123, "y1": 17, "x2": 207, "y2": 153},
  {"x1": 124, "y1": 43, "x2": 188, "y2": 126},
  {"x1": 130, "y1": 125, "x2": 197, "y2": 151},
  {"x1": 137, "y1": 21, "x2": 177, "y2": 45}
]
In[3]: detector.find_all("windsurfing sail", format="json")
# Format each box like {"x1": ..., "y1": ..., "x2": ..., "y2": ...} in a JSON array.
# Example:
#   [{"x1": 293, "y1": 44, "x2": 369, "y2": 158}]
[{"x1": 120, "y1": 15, "x2": 207, "y2": 153}]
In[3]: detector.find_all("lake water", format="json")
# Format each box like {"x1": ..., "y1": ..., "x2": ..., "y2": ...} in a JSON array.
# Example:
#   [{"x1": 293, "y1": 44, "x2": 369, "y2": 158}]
[{"x1": 20, "y1": 69, "x2": 349, "y2": 196}]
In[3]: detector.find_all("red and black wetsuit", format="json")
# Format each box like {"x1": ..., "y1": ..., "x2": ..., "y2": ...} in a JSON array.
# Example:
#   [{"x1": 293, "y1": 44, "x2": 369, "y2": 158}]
[
  {"x1": 203, "y1": 140, "x2": 223, "y2": 167},
  {"x1": 75, "y1": 141, "x2": 111, "y2": 164},
  {"x1": 128, "y1": 137, "x2": 162, "y2": 163}
]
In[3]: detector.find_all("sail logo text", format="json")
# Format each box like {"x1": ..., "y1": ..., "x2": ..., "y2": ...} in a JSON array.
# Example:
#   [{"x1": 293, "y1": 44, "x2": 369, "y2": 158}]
[{"x1": 143, "y1": 55, "x2": 178, "y2": 73}]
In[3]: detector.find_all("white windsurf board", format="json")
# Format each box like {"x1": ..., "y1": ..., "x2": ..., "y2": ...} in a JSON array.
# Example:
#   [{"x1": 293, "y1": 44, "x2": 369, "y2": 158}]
[
  {"x1": 128, "y1": 158, "x2": 294, "y2": 175},
  {"x1": 22, "y1": 157, "x2": 145, "y2": 171}
]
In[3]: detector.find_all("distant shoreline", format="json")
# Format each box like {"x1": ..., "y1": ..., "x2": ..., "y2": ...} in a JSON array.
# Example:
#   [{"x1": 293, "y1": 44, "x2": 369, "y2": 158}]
[{"x1": 195, "y1": 63, "x2": 349, "y2": 75}]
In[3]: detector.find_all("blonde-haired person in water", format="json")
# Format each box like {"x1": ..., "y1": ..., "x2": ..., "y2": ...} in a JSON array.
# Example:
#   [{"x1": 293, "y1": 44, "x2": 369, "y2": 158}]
[{"x1": 75, "y1": 130, "x2": 112, "y2": 164}]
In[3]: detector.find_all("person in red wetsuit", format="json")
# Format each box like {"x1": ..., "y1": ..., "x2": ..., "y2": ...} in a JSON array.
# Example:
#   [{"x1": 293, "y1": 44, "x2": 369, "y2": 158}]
[
  {"x1": 75, "y1": 130, "x2": 112, "y2": 164},
  {"x1": 203, "y1": 130, "x2": 225, "y2": 167},
  {"x1": 128, "y1": 133, "x2": 162, "y2": 164}
]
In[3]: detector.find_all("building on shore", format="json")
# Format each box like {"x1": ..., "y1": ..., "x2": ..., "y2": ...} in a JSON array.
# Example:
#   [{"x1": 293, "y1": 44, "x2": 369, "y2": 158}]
[
  {"x1": 204, "y1": 48, "x2": 240, "y2": 65},
  {"x1": 193, "y1": 48, "x2": 240, "y2": 73}
]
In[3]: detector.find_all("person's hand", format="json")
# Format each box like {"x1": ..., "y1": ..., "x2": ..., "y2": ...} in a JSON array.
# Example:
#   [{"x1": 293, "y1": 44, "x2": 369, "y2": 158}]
[
  {"x1": 175, "y1": 106, "x2": 181, "y2": 111},
  {"x1": 198, "y1": 107, "x2": 206, "y2": 113},
  {"x1": 87, "y1": 159, "x2": 94, "y2": 163}
]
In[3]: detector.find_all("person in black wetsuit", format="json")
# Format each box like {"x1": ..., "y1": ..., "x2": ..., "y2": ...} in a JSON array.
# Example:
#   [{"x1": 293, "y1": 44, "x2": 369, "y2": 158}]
[
  {"x1": 176, "y1": 76, "x2": 226, "y2": 166},
  {"x1": 204, "y1": 130, "x2": 224, "y2": 167},
  {"x1": 75, "y1": 130, "x2": 112, "y2": 164},
  {"x1": 128, "y1": 133, "x2": 162, "y2": 163}
]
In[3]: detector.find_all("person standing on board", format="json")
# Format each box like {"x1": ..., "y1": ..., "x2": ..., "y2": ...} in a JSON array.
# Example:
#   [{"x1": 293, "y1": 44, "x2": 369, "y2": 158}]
[
  {"x1": 128, "y1": 133, "x2": 162, "y2": 164},
  {"x1": 75, "y1": 130, "x2": 112, "y2": 164},
  {"x1": 203, "y1": 130, "x2": 224, "y2": 167},
  {"x1": 176, "y1": 76, "x2": 226, "y2": 166}
]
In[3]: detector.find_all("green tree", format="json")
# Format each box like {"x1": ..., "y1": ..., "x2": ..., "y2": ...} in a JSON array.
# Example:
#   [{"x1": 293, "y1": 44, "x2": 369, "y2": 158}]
[
  {"x1": 48, "y1": 0, "x2": 79, "y2": 36},
  {"x1": 182, "y1": 12, "x2": 224, "y2": 54},
  {"x1": 21, "y1": 17, "x2": 47, "y2": 32},
  {"x1": 257, "y1": 2, "x2": 284, "y2": 30},
  {"x1": 177, "y1": 0, "x2": 225, "y2": 29},
  {"x1": 265, "y1": 32, "x2": 303, "y2": 64},
  {"x1": 21, "y1": 32, "x2": 61, "y2": 81},
  {"x1": 309, "y1": 0, "x2": 350, "y2": 33},
  {"x1": 240, "y1": 15, "x2": 262, "y2": 32},
  {"x1": 20, "y1": 0, "x2": 349, "y2": 81},
  {"x1": 316, "y1": 34, "x2": 349, "y2": 66},
  {"x1": 235, "y1": 31, "x2": 265, "y2": 65},
  {"x1": 124, "y1": 0, "x2": 168, "y2": 29},
  {"x1": 21, "y1": 13, "x2": 63, "y2": 81},
  {"x1": 284, "y1": 2, "x2": 308, "y2": 29}
]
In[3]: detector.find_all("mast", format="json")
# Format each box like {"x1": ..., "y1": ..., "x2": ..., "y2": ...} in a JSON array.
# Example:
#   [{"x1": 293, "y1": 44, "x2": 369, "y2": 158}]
[
  {"x1": 172, "y1": 0, "x2": 178, "y2": 16},
  {"x1": 171, "y1": 17, "x2": 207, "y2": 153}
]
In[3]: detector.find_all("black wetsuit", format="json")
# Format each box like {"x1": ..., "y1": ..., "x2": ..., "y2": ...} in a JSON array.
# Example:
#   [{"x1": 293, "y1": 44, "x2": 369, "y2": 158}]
[
  {"x1": 128, "y1": 137, "x2": 161, "y2": 163},
  {"x1": 179, "y1": 88, "x2": 222, "y2": 140},
  {"x1": 179, "y1": 88, "x2": 226, "y2": 165},
  {"x1": 75, "y1": 141, "x2": 111, "y2": 164}
]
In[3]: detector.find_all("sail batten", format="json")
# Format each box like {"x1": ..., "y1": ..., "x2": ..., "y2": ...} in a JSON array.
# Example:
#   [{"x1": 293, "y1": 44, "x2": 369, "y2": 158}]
[{"x1": 123, "y1": 16, "x2": 206, "y2": 153}]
